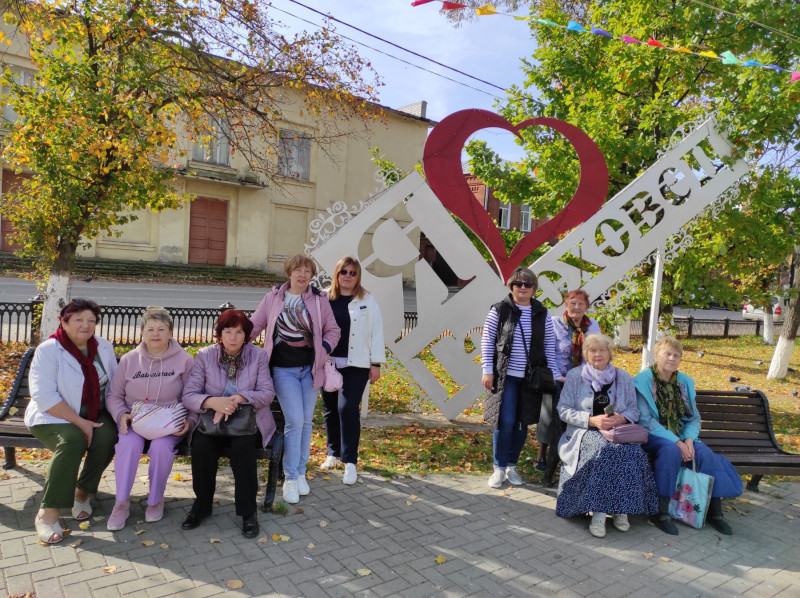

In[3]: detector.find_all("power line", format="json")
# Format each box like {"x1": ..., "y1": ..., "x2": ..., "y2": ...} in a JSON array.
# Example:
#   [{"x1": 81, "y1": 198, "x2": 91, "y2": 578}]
[
  {"x1": 268, "y1": 3, "x2": 505, "y2": 100},
  {"x1": 281, "y1": 0, "x2": 511, "y2": 94},
  {"x1": 685, "y1": 0, "x2": 800, "y2": 45}
]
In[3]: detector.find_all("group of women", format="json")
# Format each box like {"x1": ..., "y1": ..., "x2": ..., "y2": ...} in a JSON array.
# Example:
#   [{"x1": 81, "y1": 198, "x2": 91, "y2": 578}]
[
  {"x1": 482, "y1": 268, "x2": 743, "y2": 538},
  {"x1": 25, "y1": 254, "x2": 385, "y2": 544}
]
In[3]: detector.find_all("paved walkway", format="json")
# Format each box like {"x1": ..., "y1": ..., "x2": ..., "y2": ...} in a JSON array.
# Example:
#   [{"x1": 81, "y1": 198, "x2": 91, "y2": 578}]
[{"x1": 1, "y1": 457, "x2": 799, "y2": 598}]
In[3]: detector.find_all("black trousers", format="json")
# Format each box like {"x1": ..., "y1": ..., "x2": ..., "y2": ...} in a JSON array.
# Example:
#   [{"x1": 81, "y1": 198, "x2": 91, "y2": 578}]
[
  {"x1": 321, "y1": 366, "x2": 370, "y2": 464},
  {"x1": 190, "y1": 431, "x2": 259, "y2": 517}
]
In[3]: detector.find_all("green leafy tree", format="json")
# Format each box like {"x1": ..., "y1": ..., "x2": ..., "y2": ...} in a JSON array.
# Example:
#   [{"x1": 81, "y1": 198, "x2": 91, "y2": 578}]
[
  {"x1": 0, "y1": 0, "x2": 380, "y2": 335},
  {"x1": 464, "y1": 0, "x2": 799, "y2": 334}
]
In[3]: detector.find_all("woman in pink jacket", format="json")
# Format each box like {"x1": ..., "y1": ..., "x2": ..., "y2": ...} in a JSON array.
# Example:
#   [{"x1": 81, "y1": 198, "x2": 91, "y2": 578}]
[
  {"x1": 181, "y1": 310, "x2": 275, "y2": 538},
  {"x1": 250, "y1": 254, "x2": 340, "y2": 505},
  {"x1": 105, "y1": 307, "x2": 194, "y2": 531}
]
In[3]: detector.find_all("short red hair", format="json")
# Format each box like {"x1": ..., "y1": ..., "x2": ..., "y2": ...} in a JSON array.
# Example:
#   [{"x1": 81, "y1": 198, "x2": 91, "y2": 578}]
[
  {"x1": 214, "y1": 309, "x2": 254, "y2": 344},
  {"x1": 564, "y1": 289, "x2": 590, "y2": 307}
]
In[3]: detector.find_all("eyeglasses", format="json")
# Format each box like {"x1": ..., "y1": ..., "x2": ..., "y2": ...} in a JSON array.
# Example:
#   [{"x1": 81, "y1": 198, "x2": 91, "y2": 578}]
[
  {"x1": 338, "y1": 269, "x2": 358, "y2": 277},
  {"x1": 511, "y1": 281, "x2": 535, "y2": 289}
]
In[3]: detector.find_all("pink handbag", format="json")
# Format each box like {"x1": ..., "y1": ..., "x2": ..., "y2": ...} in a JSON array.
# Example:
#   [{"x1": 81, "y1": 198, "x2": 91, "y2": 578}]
[
  {"x1": 599, "y1": 423, "x2": 648, "y2": 444},
  {"x1": 323, "y1": 359, "x2": 343, "y2": 392},
  {"x1": 130, "y1": 400, "x2": 188, "y2": 440}
]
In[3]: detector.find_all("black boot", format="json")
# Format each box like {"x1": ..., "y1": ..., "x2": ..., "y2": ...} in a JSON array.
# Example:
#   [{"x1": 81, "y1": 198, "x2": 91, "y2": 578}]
[
  {"x1": 707, "y1": 497, "x2": 732, "y2": 535},
  {"x1": 651, "y1": 496, "x2": 678, "y2": 535}
]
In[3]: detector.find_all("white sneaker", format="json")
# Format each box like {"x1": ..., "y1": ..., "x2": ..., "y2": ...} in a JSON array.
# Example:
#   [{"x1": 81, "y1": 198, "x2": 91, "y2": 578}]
[
  {"x1": 589, "y1": 512, "x2": 607, "y2": 538},
  {"x1": 320, "y1": 456, "x2": 341, "y2": 470},
  {"x1": 612, "y1": 514, "x2": 630, "y2": 532},
  {"x1": 343, "y1": 463, "x2": 357, "y2": 485},
  {"x1": 297, "y1": 476, "x2": 310, "y2": 496},
  {"x1": 505, "y1": 466, "x2": 523, "y2": 486},
  {"x1": 282, "y1": 480, "x2": 300, "y2": 504},
  {"x1": 488, "y1": 467, "x2": 506, "y2": 488}
]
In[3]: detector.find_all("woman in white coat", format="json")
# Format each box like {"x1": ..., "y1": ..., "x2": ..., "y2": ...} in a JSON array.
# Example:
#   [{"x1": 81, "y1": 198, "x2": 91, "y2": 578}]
[
  {"x1": 25, "y1": 299, "x2": 118, "y2": 544},
  {"x1": 320, "y1": 256, "x2": 385, "y2": 484}
]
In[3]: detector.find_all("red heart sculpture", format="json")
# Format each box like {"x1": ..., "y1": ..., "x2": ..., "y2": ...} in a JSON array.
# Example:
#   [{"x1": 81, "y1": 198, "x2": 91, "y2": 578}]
[{"x1": 422, "y1": 109, "x2": 609, "y2": 281}]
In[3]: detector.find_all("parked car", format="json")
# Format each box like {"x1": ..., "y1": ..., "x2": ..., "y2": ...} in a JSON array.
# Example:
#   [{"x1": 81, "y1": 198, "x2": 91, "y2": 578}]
[{"x1": 742, "y1": 296, "x2": 790, "y2": 322}]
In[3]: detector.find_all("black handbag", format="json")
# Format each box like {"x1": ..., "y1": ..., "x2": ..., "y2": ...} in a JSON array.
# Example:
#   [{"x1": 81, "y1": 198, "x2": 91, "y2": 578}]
[
  {"x1": 197, "y1": 404, "x2": 257, "y2": 437},
  {"x1": 524, "y1": 363, "x2": 556, "y2": 395}
]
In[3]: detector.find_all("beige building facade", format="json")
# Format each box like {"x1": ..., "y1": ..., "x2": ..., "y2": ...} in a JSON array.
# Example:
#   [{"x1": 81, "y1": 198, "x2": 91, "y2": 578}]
[{"x1": 0, "y1": 21, "x2": 433, "y2": 280}]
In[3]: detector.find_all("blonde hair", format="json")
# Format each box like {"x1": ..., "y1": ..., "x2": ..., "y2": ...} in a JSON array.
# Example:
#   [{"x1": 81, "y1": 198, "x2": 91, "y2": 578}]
[
  {"x1": 582, "y1": 333, "x2": 615, "y2": 362},
  {"x1": 140, "y1": 306, "x2": 173, "y2": 332},
  {"x1": 328, "y1": 255, "x2": 367, "y2": 300},
  {"x1": 283, "y1": 254, "x2": 317, "y2": 278},
  {"x1": 654, "y1": 336, "x2": 683, "y2": 358}
]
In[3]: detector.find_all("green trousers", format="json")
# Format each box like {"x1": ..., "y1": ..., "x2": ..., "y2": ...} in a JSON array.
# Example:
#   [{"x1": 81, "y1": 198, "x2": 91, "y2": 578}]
[{"x1": 28, "y1": 410, "x2": 117, "y2": 509}]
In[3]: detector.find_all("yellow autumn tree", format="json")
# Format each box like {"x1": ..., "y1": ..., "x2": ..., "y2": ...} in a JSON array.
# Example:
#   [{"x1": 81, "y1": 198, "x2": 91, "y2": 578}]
[{"x1": 0, "y1": 0, "x2": 381, "y2": 334}]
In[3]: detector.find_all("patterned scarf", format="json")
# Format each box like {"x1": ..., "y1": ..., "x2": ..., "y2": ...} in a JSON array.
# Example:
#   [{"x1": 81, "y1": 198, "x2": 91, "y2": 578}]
[
  {"x1": 51, "y1": 326, "x2": 101, "y2": 421},
  {"x1": 563, "y1": 312, "x2": 591, "y2": 368},
  {"x1": 580, "y1": 362, "x2": 616, "y2": 392},
  {"x1": 651, "y1": 365, "x2": 691, "y2": 435},
  {"x1": 219, "y1": 345, "x2": 244, "y2": 379}
]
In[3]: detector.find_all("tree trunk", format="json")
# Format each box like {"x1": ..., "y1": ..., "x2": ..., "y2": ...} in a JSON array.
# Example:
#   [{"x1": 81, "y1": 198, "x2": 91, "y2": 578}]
[
  {"x1": 763, "y1": 304, "x2": 774, "y2": 345},
  {"x1": 767, "y1": 245, "x2": 800, "y2": 379},
  {"x1": 39, "y1": 241, "x2": 77, "y2": 339}
]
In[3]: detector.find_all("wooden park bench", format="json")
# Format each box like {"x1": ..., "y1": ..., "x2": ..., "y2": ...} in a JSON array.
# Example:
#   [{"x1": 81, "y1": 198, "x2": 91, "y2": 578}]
[
  {"x1": 0, "y1": 347, "x2": 285, "y2": 509},
  {"x1": 696, "y1": 389, "x2": 800, "y2": 491}
]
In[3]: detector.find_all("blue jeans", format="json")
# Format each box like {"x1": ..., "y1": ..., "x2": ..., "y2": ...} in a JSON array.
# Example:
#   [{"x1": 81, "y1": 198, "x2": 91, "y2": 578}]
[
  {"x1": 492, "y1": 375, "x2": 529, "y2": 468},
  {"x1": 272, "y1": 365, "x2": 318, "y2": 480}
]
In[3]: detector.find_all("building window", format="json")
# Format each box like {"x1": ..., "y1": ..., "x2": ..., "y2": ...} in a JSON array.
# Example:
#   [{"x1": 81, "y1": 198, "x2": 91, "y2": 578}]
[
  {"x1": 520, "y1": 205, "x2": 531, "y2": 232},
  {"x1": 278, "y1": 129, "x2": 311, "y2": 180},
  {"x1": 192, "y1": 119, "x2": 231, "y2": 166},
  {"x1": 2, "y1": 67, "x2": 36, "y2": 125},
  {"x1": 498, "y1": 201, "x2": 511, "y2": 230}
]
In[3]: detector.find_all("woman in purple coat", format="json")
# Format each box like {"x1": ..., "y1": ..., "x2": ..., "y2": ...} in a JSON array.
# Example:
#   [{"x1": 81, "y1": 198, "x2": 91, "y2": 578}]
[{"x1": 181, "y1": 310, "x2": 275, "y2": 538}]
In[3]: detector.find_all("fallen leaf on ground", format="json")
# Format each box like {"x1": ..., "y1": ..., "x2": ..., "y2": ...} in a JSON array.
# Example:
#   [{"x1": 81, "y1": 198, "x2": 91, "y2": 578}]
[
  {"x1": 323, "y1": 476, "x2": 331, "y2": 481},
  {"x1": 307, "y1": 543, "x2": 315, "y2": 549},
  {"x1": 272, "y1": 534, "x2": 281, "y2": 541},
  {"x1": 210, "y1": 538, "x2": 221, "y2": 543},
  {"x1": 69, "y1": 539, "x2": 83, "y2": 548},
  {"x1": 319, "y1": 520, "x2": 328, "y2": 527},
  {"x1": 737, "y1": 497, "x2": 751, "y2": 504},
  {"x1": 357, "y1": 569, "x2": 371, "y2": 576},
  {"x1": 136, "y1": 520, "x2": 144, "y2": 524},
  {"x1": 226, "y1": 580, "x2": 243, "y2": 589},
  {"x1": 8, "y1": 407, "x2": 18, "y2": 415},
  {"x1": 103, "y1": 566, "x2": 117, "y2": 574},
  {"x1": 660, "y1": 557, "x2": 671, "y2": 562},
  {"x1": 644, "y1": 553, "x2": 654, "y2": 559},
  {"x1": 159, "y1": 543, "x2": 169, "y2": 549},
  {"x1": 130, "y1": 498, "x2": 141, "y2": 503},
  {"x1": 258, "y1": 536, "x2": 268, "y2": 543},
  {"x1": 280, "y1": 535, "x2": 289, "y2": 542},
  {"x1": 406, "y1": 500, "x2": 412, "y2": 506},
  {"x1": 92, "y1": 515, "x2": 104, "y2": 522},
  {"x1": 78, "y1": 521, "x2": 90, "y2": 530},
  {"x1": 141, "y1": 540, "x2": 155, "y2": 547},
  {"x1": 139, "y1": 476, "x2": 149, "y2": 483},
  {"x1": 174, "y1": 473, "x2": 182, "y2": 481},
  {"x1": 134, "y1": 529, "x2": 146, "y2": 535},
  {"x1": 295, "y1": 508, "x2": 304, "y2": 514},
  {"x1": 409, "y1": 494, "x2": 418, "y2": 500},
  {"x1": 435, "y1": 555, "x2": 447, "y2": 565},
  {"x1": 786, "y1": 514, "x2": 795, "y2": 519}
]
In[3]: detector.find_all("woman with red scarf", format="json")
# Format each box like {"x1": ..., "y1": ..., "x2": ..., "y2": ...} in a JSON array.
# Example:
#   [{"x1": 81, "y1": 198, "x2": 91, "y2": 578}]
[
  {"x1": 25, "y1": 299, "x2": 118, "y2": 544},
  {"x1": 537, "y1": 289, "x2": 600, "y2": 479}
]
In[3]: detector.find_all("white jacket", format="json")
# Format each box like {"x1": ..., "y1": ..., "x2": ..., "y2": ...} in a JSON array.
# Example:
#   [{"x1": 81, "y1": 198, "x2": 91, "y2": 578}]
[
  {"x1": 339, "y1": 293, "x2": 386, "y2": 368},
  {"x1": 25, "y1": 336, "x2": 118, "y2": 427}
]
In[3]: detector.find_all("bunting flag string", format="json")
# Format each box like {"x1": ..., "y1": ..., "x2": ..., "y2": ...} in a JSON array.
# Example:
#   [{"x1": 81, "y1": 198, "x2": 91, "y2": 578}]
[{"x1": 411, "y1": 1, "x2": 799, "y2": 84}]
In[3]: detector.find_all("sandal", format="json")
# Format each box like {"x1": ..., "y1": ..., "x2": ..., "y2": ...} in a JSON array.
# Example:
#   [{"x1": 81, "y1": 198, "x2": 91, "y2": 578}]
[
  {"x1": 35, "y1": 515, "x2": 64, "y2": 544},
  {"x1": 72, "y1": 497, "x2": 92, "y2": 520}
]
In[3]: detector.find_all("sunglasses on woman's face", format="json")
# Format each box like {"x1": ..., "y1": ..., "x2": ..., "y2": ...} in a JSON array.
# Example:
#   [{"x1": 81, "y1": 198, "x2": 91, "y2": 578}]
[
  {"x1": 339, "y1": 269, "x2": 358, "y2": 277},
  {"x1": 511, "y1": 281, "x2": 535, "y2": 289}
]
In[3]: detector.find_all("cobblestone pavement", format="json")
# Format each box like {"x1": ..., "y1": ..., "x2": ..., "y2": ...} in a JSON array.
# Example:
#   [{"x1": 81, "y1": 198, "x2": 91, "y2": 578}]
[{"x1": 1, "y1": 458, "x2": 799, "y2": 598}]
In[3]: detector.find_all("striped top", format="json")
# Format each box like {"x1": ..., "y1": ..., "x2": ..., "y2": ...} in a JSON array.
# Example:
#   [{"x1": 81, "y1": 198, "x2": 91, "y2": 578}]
[{"x1": 481, "y1": 304, "x2": 559, "y2": 379}]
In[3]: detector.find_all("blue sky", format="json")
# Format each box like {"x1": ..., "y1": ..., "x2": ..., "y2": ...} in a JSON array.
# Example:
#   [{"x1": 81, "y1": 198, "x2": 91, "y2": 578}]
[{"x1": 267, "y1": 0, "x2": 536, "y2": 163}]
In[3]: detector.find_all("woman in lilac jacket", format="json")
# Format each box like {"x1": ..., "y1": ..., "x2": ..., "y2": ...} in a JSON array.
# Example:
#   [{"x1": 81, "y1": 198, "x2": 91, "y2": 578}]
[
  {"x1": 250, "y1": 254, "x2": 340, "y2": 505},
  {"x1": 181, "y1": 310, "x2": 275, "y2": 538}
]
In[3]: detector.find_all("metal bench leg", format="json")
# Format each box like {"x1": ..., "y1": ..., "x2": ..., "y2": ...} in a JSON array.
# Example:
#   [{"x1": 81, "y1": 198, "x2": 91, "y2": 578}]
[
  {"x1": 746, "y1": 474, "x2": 763, "y2": 492},
  {"x1": 261, "y1": 433, "x2": 284, "y2": 511},
  {"x1": 2, "y1": 447, "x2": 16, "y2": 470}
]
